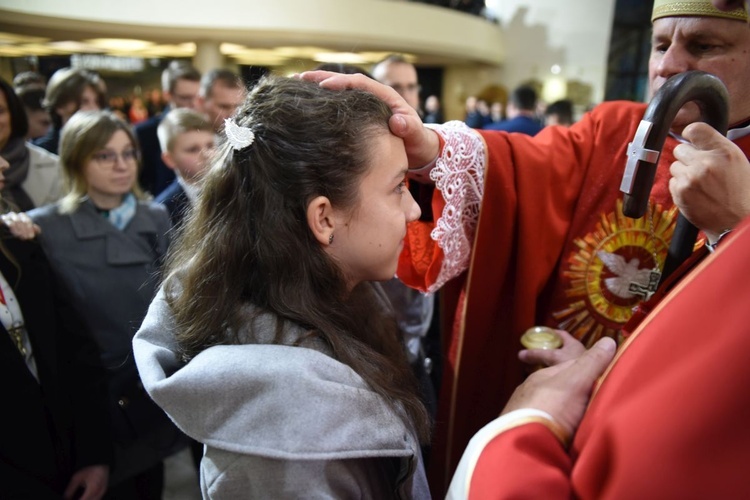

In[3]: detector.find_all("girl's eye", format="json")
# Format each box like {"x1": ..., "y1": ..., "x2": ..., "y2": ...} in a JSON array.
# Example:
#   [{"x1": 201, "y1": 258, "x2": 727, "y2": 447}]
[{"x1": 395, "y1": 181, "x2": 407, "y2": 194}]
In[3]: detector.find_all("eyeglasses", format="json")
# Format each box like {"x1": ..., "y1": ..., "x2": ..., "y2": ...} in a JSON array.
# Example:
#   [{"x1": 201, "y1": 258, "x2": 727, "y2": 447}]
[
  {"x1": 390, "y1": 83, "x2": 421, "y2": 94},
  {"x1": 92, "y1": 149, "x2": 138, "y2": 166}
]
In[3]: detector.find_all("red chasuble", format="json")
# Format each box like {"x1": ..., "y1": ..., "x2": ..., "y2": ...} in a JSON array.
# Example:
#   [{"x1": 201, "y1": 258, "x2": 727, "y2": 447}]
[
  {"x1": 397, "y1": 101, "x2": 750, "y2": 494},
  {"x1": 465, "y1": 217, "x2": 750, "y2": 498}
]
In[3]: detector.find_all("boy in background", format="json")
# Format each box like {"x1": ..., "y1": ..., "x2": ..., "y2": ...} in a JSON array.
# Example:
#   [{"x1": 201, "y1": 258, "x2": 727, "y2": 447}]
[{"x1": 155, "y1": 108, "x2": 215, "y2": 227}]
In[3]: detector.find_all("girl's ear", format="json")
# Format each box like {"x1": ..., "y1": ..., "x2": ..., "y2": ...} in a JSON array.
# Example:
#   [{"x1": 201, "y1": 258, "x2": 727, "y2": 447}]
[{"x1": 306, "y1": 195, "x2": 335, "y2": 246}]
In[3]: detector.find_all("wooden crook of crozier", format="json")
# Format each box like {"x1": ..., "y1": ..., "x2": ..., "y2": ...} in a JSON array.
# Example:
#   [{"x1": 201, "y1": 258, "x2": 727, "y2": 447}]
[{"x1": 619, "y1": 70, "x2": 729, "y2": 285}]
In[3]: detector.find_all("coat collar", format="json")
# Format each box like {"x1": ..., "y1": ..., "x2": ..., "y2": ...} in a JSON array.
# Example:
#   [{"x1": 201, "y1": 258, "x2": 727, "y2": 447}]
[{"x1": 69, "y1": 199, "x2": 160, "y2": 266}]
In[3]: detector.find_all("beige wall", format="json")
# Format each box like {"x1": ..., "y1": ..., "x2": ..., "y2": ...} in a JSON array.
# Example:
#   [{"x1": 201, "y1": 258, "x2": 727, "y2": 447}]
[
  {"x1": 487, "y1": 0, "x2": 616, "y2": 105},
  {"x1": 438, "y1": 0, "x2": 617, "y2": 122}
]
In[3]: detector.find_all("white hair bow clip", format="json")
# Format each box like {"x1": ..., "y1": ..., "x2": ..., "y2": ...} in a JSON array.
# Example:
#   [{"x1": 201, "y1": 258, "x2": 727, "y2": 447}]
[{"x1": 224, "y1": 118, "x2": 255, "y2": 150}]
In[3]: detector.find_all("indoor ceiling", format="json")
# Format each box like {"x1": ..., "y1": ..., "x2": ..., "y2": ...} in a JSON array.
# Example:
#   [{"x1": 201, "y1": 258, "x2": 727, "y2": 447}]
[
  {"x1": 0, "y1": 31, "x2": 418, "y2": 67},
  {"x1": 0, "y1": 2, "x2": 504, "y2": 68}
]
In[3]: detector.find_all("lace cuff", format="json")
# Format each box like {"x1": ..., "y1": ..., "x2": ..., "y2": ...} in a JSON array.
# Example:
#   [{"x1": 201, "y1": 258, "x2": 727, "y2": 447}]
[{"x1": 427, "y1": 121, "x2": 486, "y2": 292}]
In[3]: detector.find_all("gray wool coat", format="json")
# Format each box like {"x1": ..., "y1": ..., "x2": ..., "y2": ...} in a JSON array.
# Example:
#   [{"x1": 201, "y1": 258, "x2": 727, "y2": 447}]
[
  {"x1": 134, "y1": 286, "x2": 432, "y2": 499},
  {"x1": 29, "y1": 199, "x2": 170, "y2": 367}
]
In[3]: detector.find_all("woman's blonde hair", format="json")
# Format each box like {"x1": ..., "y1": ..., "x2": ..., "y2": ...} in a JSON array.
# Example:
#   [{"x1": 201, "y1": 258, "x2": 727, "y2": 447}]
[{"x1": 58, "y1": 110, "x2": 145, "y2": 213}]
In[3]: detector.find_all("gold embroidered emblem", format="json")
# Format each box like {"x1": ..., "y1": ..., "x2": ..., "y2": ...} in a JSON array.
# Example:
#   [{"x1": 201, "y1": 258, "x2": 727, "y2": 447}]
[{"x1": 552, "y1": 200, "x2": 677, "y2": 346}]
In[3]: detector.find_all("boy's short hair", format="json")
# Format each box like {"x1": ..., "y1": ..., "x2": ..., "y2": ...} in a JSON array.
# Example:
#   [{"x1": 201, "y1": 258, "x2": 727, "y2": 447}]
[{"x1": 157, "y1": 108, "x2": 213, "y2": 152}]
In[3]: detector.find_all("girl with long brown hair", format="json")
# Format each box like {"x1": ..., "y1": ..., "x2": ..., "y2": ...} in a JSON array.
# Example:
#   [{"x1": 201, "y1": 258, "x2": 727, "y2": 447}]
[{"x1": 134, "y1": 75, "x2": 432, "y2": 498}]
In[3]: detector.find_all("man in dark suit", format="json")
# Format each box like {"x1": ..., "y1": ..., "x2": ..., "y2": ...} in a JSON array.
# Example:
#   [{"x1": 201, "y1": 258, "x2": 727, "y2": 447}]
[
  {"x1": 135, "y1": 61, "x2": 201, "y2": 197},
  {"x1": 484, "y1": 84, "x2": 543, "y2": 136}
]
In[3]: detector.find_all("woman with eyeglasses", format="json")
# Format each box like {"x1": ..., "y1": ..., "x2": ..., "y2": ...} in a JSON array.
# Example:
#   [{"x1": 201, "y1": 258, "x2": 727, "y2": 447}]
[{"x1": 27, "y1": 110, "x2": 186, "y2": 499}]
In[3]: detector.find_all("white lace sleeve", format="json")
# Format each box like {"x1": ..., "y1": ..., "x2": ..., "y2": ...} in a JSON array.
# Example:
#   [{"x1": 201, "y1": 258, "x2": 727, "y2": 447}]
[{"x1": 424, "y1": 121, "x2": 486, "y2": 293}]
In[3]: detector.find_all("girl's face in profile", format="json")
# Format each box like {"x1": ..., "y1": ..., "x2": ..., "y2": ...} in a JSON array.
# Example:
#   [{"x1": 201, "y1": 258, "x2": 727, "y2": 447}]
[{"x1": 329, "y1": 130, "x2": 420, "y2": 287}]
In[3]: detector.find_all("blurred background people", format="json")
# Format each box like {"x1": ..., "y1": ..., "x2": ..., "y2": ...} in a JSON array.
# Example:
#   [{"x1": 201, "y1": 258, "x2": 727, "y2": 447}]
[
  {"x1": 33, "y1": 67, "x2": 106, "y2": 155},
  {"x1": 108, "y1": 95, "x2": 128, "y2": 122},
  {"x1": 197, "y1": 68, "x2": 244, "y2": 135},
  {"x1": 127, "y1": 96, "x2": 149, "y2": 125},
  {"x1": 145, "y1": 88, "x2": 165, "y2": 118},
  {"x1": 16, "y1": 86, "x2": 52, "y2": 141},
  {"x1": 28, "y1": 110, "x2": 186, "y2": 499},
  {"x1": 135, "y1": 60, "x2": 201, "y2": 197},
  {"x1": 489, "y1": 101, "x2": 504, "y2": 125},
  {"x1": 485, "y1": 84, "x2": 543, "y2": 135},
  {"x1": 12, "y1": 71, "x2": 46, "y2": 92},
  {"x1": 0, "y1": 78, "x2": 62, "y2": 211},
  {"x1": 464, "y1": 95, "x2": 491, "y2": 128},
  {"x1": 424, "y1": 94, "x2": 444, "y2": 124},
  {"x1": 545, "y1": 98, "x2": 575, "y2": 126}
]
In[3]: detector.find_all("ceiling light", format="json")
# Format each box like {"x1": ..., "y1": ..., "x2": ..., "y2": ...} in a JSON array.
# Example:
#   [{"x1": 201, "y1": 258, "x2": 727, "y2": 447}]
[
  {"x1": 137, "y1": 43, "x2": 196, "y2": 58},
  {"x1": 0, "y1": 32, "x2": 48, "y2": 44},
  {"x1": 84, "y1": 38, "x2": 155, "y2": 52},
  {"x1": 48, "y1": 41, "x2": 102, "y2": 53},
  {"x1": 220, "y1": 43, "x2": 247, "y2": 55},
  {"x1": 313, "y1": 52, "x2": 368, "y2": 64}
]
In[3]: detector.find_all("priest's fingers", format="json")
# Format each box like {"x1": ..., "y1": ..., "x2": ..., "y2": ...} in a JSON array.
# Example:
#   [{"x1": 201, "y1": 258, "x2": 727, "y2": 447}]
[
  {"x1": 298, "y1": 71, "x2": 440, "y2": 168},
  {"x1": 299, "y1": 71, "x2": 417, "y2": 119},
  {"x1": 503, "y1": 337, "x2": 616, "y2": 437},
  {"x1": 519, "y1": 330, "x2": 586, "y2": 367},
  {"x1": 670, "y1": 123, "x2": 750, "y2": 240}
]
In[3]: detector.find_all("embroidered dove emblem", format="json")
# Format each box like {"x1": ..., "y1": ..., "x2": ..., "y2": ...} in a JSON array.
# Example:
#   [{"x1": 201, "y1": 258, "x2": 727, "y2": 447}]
[{"x1": 596, "y1": 250, "x2": 653, "y2": 299}]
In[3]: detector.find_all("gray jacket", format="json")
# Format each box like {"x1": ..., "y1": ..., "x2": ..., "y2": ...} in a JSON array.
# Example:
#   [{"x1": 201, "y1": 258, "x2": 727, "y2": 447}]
[
  {"x1": 29, "y1": 199, "x2": 170, "y2": 366},
  {"x1": 134, "y1": 287, "x2": 431, "y2": 499}
]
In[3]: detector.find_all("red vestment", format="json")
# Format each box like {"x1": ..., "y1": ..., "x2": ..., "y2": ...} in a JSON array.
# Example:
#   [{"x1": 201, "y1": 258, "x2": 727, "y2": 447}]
[
  {"x1": 460, "y1": 216, "x2": 750, "y2": 498},
  {"x1": 398, "y1": 101, "x2": 750, "y2": 493}
]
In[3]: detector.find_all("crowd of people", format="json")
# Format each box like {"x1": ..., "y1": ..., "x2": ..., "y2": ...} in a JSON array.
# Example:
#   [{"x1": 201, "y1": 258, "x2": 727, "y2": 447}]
[
  {"x1": 463, "y1": 85, "x2": 575, "y2": 135},
  {"x1": 0, "y1": 60, "x2": 239, "y2": 499},
  {"x1": 1, "y1": 0, "x2": 749, "y2": 497}
]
